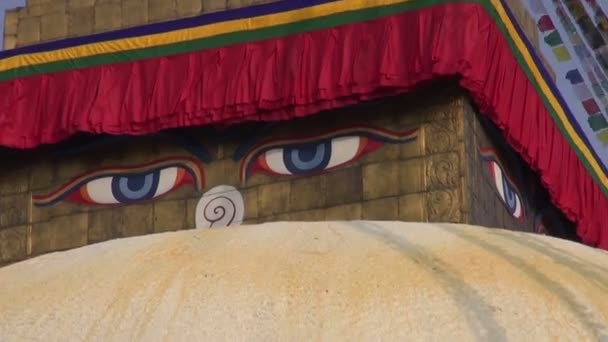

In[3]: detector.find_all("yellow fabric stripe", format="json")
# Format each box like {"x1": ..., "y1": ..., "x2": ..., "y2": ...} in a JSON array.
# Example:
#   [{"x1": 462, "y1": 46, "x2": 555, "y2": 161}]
[
  {"x1": 0, "y1": 0, "x2": 406, "y2": 72},
  {"x1": 489, "y1": 0, "x2": 608, "y2": 188}
]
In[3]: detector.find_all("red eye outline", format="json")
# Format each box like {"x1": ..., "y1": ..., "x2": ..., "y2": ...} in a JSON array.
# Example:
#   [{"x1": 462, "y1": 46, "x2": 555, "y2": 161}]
[
  {"x1": 33, "y1": 157, "x2": 205, "y2": 207},
  {"x1": 238, "y1": 125, "x2": 418, "y2": 182}
]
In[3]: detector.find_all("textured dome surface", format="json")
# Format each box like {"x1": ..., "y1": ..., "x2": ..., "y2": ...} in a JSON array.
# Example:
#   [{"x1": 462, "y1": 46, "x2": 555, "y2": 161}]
[{"x1": 0, "y1": 221, "x2": 607, "y2": 341}]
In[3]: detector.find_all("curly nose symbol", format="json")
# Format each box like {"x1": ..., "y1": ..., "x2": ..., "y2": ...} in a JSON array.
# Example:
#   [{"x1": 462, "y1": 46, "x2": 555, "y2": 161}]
[{"x1": 195, "y1": 185, "x2": 245, "y2": 229}]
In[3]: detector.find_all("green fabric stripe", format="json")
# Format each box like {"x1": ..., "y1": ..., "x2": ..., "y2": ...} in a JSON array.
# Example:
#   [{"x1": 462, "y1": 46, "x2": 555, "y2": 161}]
[
  {"x1": 2, "y1": 0, "x2": 607, "y2": 198},
  {"x1": 0, "y1": 0, "x2": 459, "y2": 81}
]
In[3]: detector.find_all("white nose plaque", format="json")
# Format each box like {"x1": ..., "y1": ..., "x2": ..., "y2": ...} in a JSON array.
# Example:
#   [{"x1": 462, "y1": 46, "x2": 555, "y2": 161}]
[{"x1": 195, "y1": 185, "x2": 245, "y2": 229}]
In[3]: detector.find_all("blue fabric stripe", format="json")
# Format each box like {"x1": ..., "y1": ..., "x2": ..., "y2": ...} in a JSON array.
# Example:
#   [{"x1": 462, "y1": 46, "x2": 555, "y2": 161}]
[{"x1": 0, "y1": 0, "x2": 339, "y2": 60}]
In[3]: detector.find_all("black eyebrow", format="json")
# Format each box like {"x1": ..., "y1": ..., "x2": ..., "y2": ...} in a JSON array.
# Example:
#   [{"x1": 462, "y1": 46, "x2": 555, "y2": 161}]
[
  {"x1": 52, "y1": 132, "x2": 212, "y2": 163},
  {"x1": 233, "y1": 123, "x2": 279, "y2": 161},
  {"x1": 159, "y1": 131, "x2": 211, "y2": 163},
  {"x1": 52, "y1": 134, "x2": 132, "y2": 157}
]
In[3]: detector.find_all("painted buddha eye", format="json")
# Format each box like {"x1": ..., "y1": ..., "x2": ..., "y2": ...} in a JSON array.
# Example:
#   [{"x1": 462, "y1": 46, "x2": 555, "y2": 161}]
[
  {"x1": 480, "y1": 149, "x2": 526, "y2": 221},
  {"x1": 261, "y1": 136, "x2": 367, "y2": 175},
  {"x1": 78, "y1": 167, "x2": 184, "y2": 204},
  {"x1": 33, "y1": 157, "x2": 205, "y2": 207},
  {"x1": 238, "y1": 126, "x2": 418, "y2": 181}
]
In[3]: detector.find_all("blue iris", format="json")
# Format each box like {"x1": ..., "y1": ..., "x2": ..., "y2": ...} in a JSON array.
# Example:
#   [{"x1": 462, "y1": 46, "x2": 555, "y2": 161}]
[
  {"x1": 502, "y1": 176, "x2": 518, "y2": 213},
  {"x1": 282, "y1": 140, "x2": 332, "y2": 174},
  {"x1": 110, "y1": 170, "x2": 161, "y2": 203}
]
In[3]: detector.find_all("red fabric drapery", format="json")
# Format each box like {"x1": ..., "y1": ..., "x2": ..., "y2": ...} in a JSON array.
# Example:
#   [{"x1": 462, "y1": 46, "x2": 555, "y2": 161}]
[{"x1": 0, "y1": 3, "x2": 606, "y2": 248}]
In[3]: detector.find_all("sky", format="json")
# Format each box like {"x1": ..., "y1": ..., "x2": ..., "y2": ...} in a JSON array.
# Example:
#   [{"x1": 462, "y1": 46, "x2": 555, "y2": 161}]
[{"x1": 0, "y1": 0, "x2": 26, "y2": 50}]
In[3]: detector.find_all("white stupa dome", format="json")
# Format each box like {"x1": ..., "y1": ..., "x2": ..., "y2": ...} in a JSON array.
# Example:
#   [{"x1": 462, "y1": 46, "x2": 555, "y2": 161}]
[{"x1": 0, "y1": 221, "x2": 606, "y2": 341}]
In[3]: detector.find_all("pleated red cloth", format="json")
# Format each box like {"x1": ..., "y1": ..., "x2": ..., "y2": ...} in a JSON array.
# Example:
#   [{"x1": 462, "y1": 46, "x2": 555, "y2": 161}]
[{"x1": 0, "y1": 2, "x2": 606, "y2": 248}]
